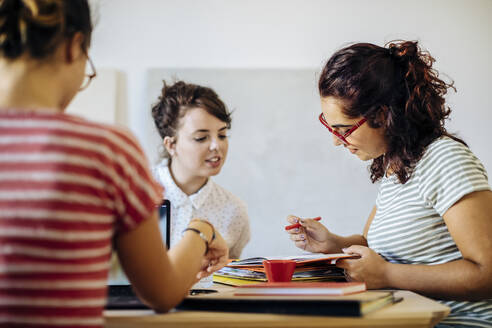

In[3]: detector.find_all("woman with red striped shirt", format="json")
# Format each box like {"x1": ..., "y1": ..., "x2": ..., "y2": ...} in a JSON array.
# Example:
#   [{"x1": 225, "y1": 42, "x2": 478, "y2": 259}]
[{"x1": 0, "y1": 1, "x2": 229, "y2": 327}]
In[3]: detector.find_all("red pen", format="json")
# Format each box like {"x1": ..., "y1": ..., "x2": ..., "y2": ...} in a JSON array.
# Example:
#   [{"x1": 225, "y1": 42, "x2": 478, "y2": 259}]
[{"x1": 285, "y1": 217, "x2": 321, "y2": 231}]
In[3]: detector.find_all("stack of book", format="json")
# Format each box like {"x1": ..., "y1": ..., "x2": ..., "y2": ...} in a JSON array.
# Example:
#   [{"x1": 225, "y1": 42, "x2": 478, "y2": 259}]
[
  {"x1": 213, "y1": 253, "x2": 356, "y2": 286},
  {"x1": 179, "y1": 280, "x2": 399, "y2": 316}
]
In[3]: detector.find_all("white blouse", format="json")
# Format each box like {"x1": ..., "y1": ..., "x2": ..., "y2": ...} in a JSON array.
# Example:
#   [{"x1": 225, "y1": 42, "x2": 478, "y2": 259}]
[{"x1": 152, "y1": 162, "x2": 250, "y2": 258}]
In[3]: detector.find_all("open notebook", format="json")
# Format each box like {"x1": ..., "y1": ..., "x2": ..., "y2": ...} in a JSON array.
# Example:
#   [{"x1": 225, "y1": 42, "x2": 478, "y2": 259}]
[{"x1": 105, "y1": 199, "x2": 171, "y2": 309}]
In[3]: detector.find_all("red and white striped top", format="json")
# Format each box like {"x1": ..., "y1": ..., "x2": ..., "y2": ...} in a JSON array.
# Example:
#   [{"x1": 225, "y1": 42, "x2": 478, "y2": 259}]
[{"x1": 0, "y1": 110, "x2": 163, "y2": 328}]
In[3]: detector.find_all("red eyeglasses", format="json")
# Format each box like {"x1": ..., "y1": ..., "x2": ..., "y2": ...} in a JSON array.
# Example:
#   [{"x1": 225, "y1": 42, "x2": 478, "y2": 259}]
[{"x1": 318, "y1": 113, "x2": 367, "y2": 145}]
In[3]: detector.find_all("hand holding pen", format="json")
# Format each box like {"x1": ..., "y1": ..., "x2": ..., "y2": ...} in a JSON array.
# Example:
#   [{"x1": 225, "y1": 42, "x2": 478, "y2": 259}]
[
  {"x1": 285, "y1": 216, "x2": 321, "y2": 230},
  {"x1": 285, "y1": 215, "x2": 339, "y2": 254}
]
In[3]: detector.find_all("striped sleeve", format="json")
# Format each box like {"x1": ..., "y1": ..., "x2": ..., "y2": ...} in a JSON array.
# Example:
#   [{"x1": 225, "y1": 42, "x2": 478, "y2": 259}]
[
  {"x1": 417, "y1": 138, "x2": 490, "y2": 216},
  {"x1": 101, "y1": 126, "x2": 163, "y2": 232}
]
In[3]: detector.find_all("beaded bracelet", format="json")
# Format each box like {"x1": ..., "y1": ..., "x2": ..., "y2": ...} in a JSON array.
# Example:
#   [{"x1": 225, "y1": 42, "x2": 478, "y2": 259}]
[{"x1": 183, "y1": 227, "x2": 209, "y2": 255}]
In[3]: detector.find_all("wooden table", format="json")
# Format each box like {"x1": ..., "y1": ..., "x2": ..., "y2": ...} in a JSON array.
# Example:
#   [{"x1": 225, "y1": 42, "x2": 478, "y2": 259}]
[{"x1": 105, "y1": 285, "x2": 450, "y2": 328}]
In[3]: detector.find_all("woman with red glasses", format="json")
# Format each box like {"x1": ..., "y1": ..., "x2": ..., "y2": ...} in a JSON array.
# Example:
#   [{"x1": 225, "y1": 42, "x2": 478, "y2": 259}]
[{"x1": 286, "y1": 41, "x2": 492, "y2": 328}]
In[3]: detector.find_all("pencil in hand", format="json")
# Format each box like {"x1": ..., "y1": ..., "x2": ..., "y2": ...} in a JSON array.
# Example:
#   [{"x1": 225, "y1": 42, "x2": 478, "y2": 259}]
[{"x1": 285, "y1": 217, "x2": 321, "y2": 231}]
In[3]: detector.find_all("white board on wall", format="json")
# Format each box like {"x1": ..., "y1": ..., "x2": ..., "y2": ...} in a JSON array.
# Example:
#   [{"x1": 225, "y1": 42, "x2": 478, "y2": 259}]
[
  {"x1": 145, "y1": 69, "x2": 379, "y2": 258},
  {"x1": 66, "y1": 69, "x2": 126, "y2": 125}
]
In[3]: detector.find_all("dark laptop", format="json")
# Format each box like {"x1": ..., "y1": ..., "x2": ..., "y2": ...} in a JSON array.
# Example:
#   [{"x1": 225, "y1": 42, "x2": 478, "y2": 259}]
[{"x1": 105, "y1": 199, "x2": 171, "y2": 309}]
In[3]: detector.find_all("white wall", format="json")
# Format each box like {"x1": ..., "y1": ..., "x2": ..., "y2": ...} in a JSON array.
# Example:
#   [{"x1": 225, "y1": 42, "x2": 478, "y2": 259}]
[{"x1": 88, "y1": 0, "x2": 492, "y2": 257}]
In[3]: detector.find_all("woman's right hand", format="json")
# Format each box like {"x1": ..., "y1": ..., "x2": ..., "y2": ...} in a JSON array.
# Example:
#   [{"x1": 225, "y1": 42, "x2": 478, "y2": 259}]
[{"x1": 286, "y1": 215, "x2": 340, "y2": 253}]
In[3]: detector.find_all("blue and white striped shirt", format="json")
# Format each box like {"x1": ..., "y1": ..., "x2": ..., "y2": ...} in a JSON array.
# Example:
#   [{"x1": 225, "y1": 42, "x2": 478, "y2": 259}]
[{"x1": 368, "y1": 136, "x2": 492, "y2": 327}]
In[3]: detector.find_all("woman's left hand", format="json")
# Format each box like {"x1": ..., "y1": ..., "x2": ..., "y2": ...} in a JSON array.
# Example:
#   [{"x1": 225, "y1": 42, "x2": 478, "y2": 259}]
[{"x1": 336, "y1": 245, "x2": 389, "y2": 289}]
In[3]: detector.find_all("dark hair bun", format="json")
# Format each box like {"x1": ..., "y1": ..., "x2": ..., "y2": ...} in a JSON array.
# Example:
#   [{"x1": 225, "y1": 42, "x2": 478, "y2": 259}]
[
  {"x1": 388, "y1": 40, "x2": 419, "y2": 62},
  {"x1": 0, "y1": 0, "x2": 92, "y2": 59}
]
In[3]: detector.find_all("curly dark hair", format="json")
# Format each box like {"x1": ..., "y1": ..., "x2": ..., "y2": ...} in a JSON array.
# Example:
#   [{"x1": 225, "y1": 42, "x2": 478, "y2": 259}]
[
  {"x1": 0, "y1": 0, "x2": 92, "y2": 59},
  {"x1": 151, "y1": 80, "x2": 232, "y2": 160},
  {"x1": 318, "y1": 40, "x2": 464, "y2": 184}
]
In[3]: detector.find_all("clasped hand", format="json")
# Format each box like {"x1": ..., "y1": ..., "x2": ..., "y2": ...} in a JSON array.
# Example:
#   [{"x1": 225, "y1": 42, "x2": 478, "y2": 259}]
[{"x1": 196, "y1": 230, "x2": 229, "y2": 280}]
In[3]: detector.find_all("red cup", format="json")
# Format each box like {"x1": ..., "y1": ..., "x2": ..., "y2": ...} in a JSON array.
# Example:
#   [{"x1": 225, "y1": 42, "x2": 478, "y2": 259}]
[{"x1": 262, "y1": 259, "x2": 296, "y2": 282}]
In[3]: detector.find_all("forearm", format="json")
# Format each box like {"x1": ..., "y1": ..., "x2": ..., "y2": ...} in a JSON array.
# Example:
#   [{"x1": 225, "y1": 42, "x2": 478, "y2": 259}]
[
  {"x1": 331, "y1": 234, "x2": 368, "y2": 252},
  {"x1": 167, "y1": 220, "x2": 213, "y2": 288},
  {"x1": 120, "y1": 218, "x2": 213, "y2": 313},
  {"x1": 384, "y1": 259, "x2": 492, "y2": 300},
  {"x1": 134, "y1": 241, "x2": 203, "y2": 312},
  {"x1": 167, "y1": 234, "x2": 207, "y2": 286}
]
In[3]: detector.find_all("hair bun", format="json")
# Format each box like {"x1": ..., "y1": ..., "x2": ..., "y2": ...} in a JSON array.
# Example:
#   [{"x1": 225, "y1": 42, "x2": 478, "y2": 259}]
[
  {"x1": 387, "y1": 40, "x2": 419, "y2": 62},
  {"x1": 388, "y1": 44, "x2": 396, "y2": 56},
  {"x1": 0, "y1": 0, "x2": 24, "y2": 57},
  {"x1": 0, "y1": 0, "x2": 91, "y2": 60}
]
